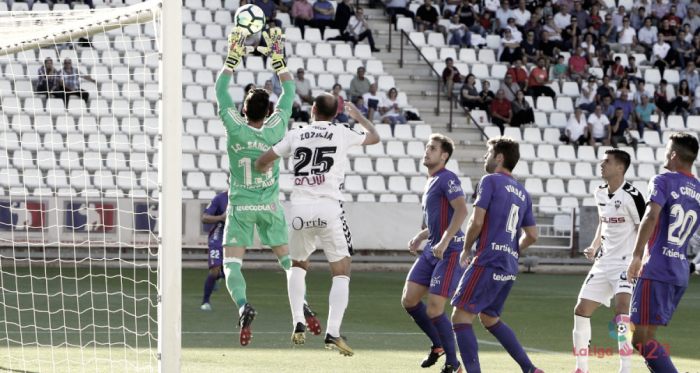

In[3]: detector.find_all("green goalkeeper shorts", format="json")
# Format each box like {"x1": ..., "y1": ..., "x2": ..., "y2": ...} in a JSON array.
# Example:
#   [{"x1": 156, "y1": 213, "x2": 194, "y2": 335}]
[{"x1": 223, "y1": 202, "x2": 288, "y2": 247}]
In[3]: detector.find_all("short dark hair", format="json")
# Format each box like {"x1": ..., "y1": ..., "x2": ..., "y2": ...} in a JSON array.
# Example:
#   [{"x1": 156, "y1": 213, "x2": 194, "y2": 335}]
[
  {"x1": 487, "y1": 135, "x2": 520, "y2": 171},
  {"x1": 429, "y1": 133, "x2": 455, "y2": 163},
  {"x1": 314, "y1": 92, "x2": 338, "y2": 120},
  {"x1": 605, "y1": 149, "x2": 631, "y2": 172},
  {"x1": 244, "y1": 88, "x2": 270, "y2": 122},
  {"x1": 670, "y1": 132, "x2": 700, "y2": 164}
]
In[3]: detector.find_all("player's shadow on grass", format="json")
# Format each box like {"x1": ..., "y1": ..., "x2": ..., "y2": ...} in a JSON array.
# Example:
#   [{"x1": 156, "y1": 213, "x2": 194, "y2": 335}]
[{"x1": 0, "y1": 365, "x2": 41, "y2": 373}]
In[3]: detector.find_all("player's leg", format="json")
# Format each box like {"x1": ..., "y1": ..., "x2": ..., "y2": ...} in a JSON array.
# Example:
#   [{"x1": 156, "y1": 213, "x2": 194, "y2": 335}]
[
  {"x1": 201, "y1": 261, "x2": 222, "y2": 310},
  {"x1": 324, "y1": 256, "x2": 353, "y2": 356},
  {"x1": 451, "y1": 307, "x2": 480, "y2": 373},
  {"x1": 612, "y1": 273, "x2": 634, "y2": 373},
  {"x1": 284, "y1": 205, "x2": 316, "y2": 345}
]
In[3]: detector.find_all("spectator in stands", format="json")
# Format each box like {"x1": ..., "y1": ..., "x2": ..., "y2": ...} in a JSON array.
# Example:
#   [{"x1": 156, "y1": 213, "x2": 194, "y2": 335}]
[
  {"x1": 521, "y1": 30, "x2": 539, "y2": 64},
  {"x1": 264, "y1": 80, "x2": 279, "y2": 115},
  {"x1": 565, "y1": 107, "x2": 591, "y2": 146},
  {"x1": 457, "y1": 0, "x2": 488, "y2": 36},
  {"x1": 511, "y1": 90, "x2": 534, "y2": 126},
  {"x1": 416, "y1": 0, "x2": 446, "y2": 37},
  {"x1": 460, "y1": 74, "x2": 485, "y2": 110},
  {"x1": 617, "y1": 77, "x2": 632, "y2": 98},
  {"x1": 590, "y1": 4, "x2": 603, "y2": 30},
  {"x1": 350, "y1": 67, "x2": 370, "y2": 103},
  {"x1": 672, "y1": 0, "x2": 688, "y2": 18},
  {"x1": 490, "y1": 89, "x2": 513, "y2": 134},
  {"x1": 673, "y1": 30, "x2": 694, "y2": 69},
  {"x1": 553, "y1": 55, "x2": 568, "y2": 83},
  {"x1": 479, "y1": 81, "x2": 495, "y2": 107},
  {"x1": 341, "y1": 7, "x2": 381, "y2": 52},
  {"x1": 651, "y1": 0, "x2": 668, "y2": 24},
  {"x1": 580, "y1": 33, "x2": 596, "y2": 65},
  {"x1": 380, "y1": 88, "x2": 406, "y2": 129},
  {"x1": 292, "y1": 0, "x2": 315, "y2": 37},
  {"x1": 635, "y1": 93, "x2": 663, "y2": 136},
  {"x1": 597, "y1": 35, "x2": 614, "y2": 75},
  {"x1": 499, "y1": 29, "x2": 523, "y2": 62},
  {"x1": 255, "y1": 0, "x2": 282, "y2": 27},
  {"x1": 523, "y1": 14, "x2": 543, "y2": 43},
  {"x1": 677, "y1": 79, "x2": 693, "y2": 114},
  {"x1": 599, "y1": 14, "x2": 618, "y2": 47},
  {"x1": 663, "y1": 6, "x2": 682, "y2": 30},
  {"x1": 362, "y1": 83, "x2": 382, "y2": 121},
  {"x1": 56, "y1": 58, "x2": 94, "y2": 107},
  {"x1": 633, "y1": 79, "x2": 650, "y2": 105},
  {"x1": 479, "y1": 11, "x2": 494, "y2": 33},
  {"x1": 332, "y1": 84, "x2": 349, "y2": 123},
  {"x1": 655, "y1": 79, "x2": 678, "y2": 115},
  {"x1": 658, "y1": 18, "x2": 677, "y2": 41},
  {"x1": 355, "y1": 96, "x2": 368, "y2": 116},
  {"x1": 291, "y1": 94, "x2": 311, "y2": 123},
  {"x1": 335, "y1": 0, "x2": 356, "y2": 33},
  {"x1": 513, "y1": 0, "x2": 531, "y2": 28},
  {"x1": 484, "y1": 0, "x2": 501, "y2": 15},
  {"x1": 561, "y1": 15, "x2": 581, "y2": 50},
  {"x1": 579, "y1": 77, "x2": 598, "y2": 112},
  {"x1": 608, "y1": 56, "x2": 625, "y2": 81},
  {"x1": 35, "y1": 57, "x2": 62, "y2": 100},
  {"x1": 638, "y1": 17, "x2": 658, "y2": 60},
  {"x1": 613, "y1": 91, "x2": 635, "y2": 121},
  {"x1": 442, "y1": 58, "x2": 463, "y2": 97},
  {"x1": 448, "y1": 14, "x2": 474, "y2": 47},
  {"x1": 538, "y1": 31, "x2": 558, "y2": 70},
  {"x1": 602, "y1": 95, "x2": 615, "y2": 117},
  {"x1": 610, "y1": 107, "x2": 638, "y2": 149},
  {"x1": 652, "y1": 34, "x2": 676, "y2": 76},
  {"x1": 634, "y1": 0, "x2": 652, "y2": 12},
  {"x1": 385, "y1": 0, "x2": 414, "y2": 27},
  {"x1": 528, "y1": 58, "x2": 556, "y2": 97},
  {"x1": 502, "y1": 73, "x2": 522, "y2": 101},
  {"x1": 618, "y1": 17, "x2": 644, "y2": 55},
  {"x1": 681, "y1": 61, "x2": 700, "y2": 92},
  {"x1": 542, "y1": 0, "x2": 554, "y2": 20},
  {"x1": 312, "y1": 0, "x2": 336, "y2": 37},
  {"x1": 683, "y1": 8, "x2": 700, "y2": 35},
  {"x1": 568, "y1": 46, "x2": 589, "y2": 85},
  {"x1": 631, "y1": 7, "x2": 646, "y2": 31},
  {"x1": 544, "y1": 15, "x2": 564, "y2": 46},
  {"x1": 240, "y1": 83, "x2": 255, "y2": 116},
  {"x1": 683, "y1": 24, "x2": 693, "y2": 43},
  {"x1": 295, "y1": 68, "x2": 314, "y2": 104},
  {"x1": 596, "y1": 75, "x2": 615, "y2": 103},
  {"x1": 553, "y1": 4, "x2": 571, "y2": 30},
  {"x1": 495, "y1": 1, "x2": 514, "y2": 33},
  {"x1": 588, "y1": 104, "x2": 611, "y2": 147},
  {"x1": 506, "y1": 59, "x2": 529, "y2": 90},
  {"x1": 505, "y1": 17, "x2": 523, "y2": 40},
  {"x1": 570, "y1": 0, "x2": 591, "y2": 31},
  {"x1": 625, "y1": 56, "x2": 641, "y2": 83},
  {"x1": 612, "y1": 6, "x2": 626, "y2": 30},
  {"x1": 693, "y1": 34, "x2": 700, "y2": 65},
  {"x1": 691, "y1": 0, "x2": 700, "y2": 15}
]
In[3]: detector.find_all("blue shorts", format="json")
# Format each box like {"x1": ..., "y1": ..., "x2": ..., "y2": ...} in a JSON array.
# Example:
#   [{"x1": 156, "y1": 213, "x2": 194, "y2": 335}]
[
  {"x1": 208, "y1": 245, "x2": 223, "y2": 268},
  {"x1": 407, "y1": 248, "x2": 465, "y2": 298},
  {"x1": 451, "y1": 265, "x2": 515, "y2": 317},
  {"x1": 631, "y1": 278, "x2": 686, "y2": 326}
]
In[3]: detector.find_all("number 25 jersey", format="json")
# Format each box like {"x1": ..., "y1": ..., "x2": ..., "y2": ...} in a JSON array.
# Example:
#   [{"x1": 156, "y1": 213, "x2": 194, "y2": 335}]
[
  {"x1": 642, "y1": 171, "x2": 700, "y2": 287},
  {"x1": 272, "y1": 121, "x2": 366, "y2": 203}
]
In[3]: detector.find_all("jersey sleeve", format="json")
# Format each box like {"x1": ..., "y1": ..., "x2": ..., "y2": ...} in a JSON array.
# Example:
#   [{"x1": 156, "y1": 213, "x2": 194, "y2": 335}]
[
  {"x1": 474, "y1": 175, "x2": 494, "y2": 210},
  {"x1": 625, "y1": 185, "x2": 646, "y2": 224},
  {"x1": 216, "y1": 72, "x2": 242, "y2": 135},
  {"x1": 521, "y1": 194, "x2": 536, "y2": 228},
  {"x1": 440, "y1": 173, "x2": 464, "y2": 202},
  {"x1": 648, "y1": 174, "x2": 668, "y2": 207},
  {"x1": 343, "y1": 123, "x2": 366, "y2": 148},
  {"x1": 272, "y1": 129, "x2": 295, "y2": 157},
  {"x1": 264, "y1": 80, "x2": 295, "y2": 143},
  {"x1": 204, "y1": 195, "x2": 223, "y2": 215}
]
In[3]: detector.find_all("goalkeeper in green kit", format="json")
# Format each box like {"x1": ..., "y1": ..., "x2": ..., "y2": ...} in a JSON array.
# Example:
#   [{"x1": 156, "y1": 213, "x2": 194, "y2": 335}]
[{"x1": 216, "y1": 27, "x2": 320, "y2": 346}]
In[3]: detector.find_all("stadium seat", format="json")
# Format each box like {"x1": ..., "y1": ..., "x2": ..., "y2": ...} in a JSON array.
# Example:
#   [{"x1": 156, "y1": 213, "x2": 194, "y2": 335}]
[
  {"x1": 524, "y1": 178, "x2": 545, "y2": 197},
  {"x1": 531, "y1": 161, "x2": 551, "y2": 177},
  {"x1": 323, "y1": 29, "x2": 341, "y2": 40},
  {"x1": 325, "y1": 59, "x2": 344, "y2": 74},
  {"x1": 568, "y1": 179, "x2": 588, "y2": 197},
  {"x1": 344, "y1": 175, "x2": 364, "y2": 192},
  {"x1": 366, "y1": 143, "x2": 385, "y2": 156},
  {"x1": 553, "y1": 162, "x2": 572, "y2": 177},
  {"x1": 397, "y1": 158, "x2": 419, "y2": 176},
  {"x1": 335, "y1": 44, "x2": 353, "y2": 59},
  {"x1": 357, "y1": 193, "x2": 376, "y2": 202},
  {"x1": 577, "y1": 146, "x2": 597, "y2": 162},
  {"x1": 305, "y1": 28, "x2": 323, "y2": 42},
  {"x1": 535, "y1": 113, "x2": 550, "y2": 129},
  {"x1": 459, "y1": 49, "x2": 477, "y2": 63},
  {"x1": 503, "y1": 127, "x2": 522, "y2": 142},
  {"x1": 377, "y1": 76, "x2": 396, "y2": 91},
  {"x1": 445, "y1": 159, "x2": 461, "y2": 175},
  {"x1": 538, "y1": 196, "x2": 559, "y2": 214},
  {"x1": 557, "y1": 145, "x2": 577, "y2": 161},
  {"x1": 666, "y1": 115, "x2": 685, "y2": 129},
  {"x1": 548, "y1": 113, "x2": 567, "y2": 128},
  {"x1": 522, "y1": 128, "x2": 542, "y2": 144},
  {"x1": 407, "y1": 142, "x2": 425, "y2": 158},
  {"x1": 546, "y1": 179, "x2": 567, "y2": 197},
  {"x1": 637, "y1": 164, "x2": 656, "y2": 179},
  {"x1": 644, "y1": 69, "x2": 661, "y2": 84},
  {"x1": 574, "y1": 163, "x2": 594, "y2": 179},
  {"x1": 537, "y1": 145, "x2": 556, "y2": 161},
  {"x1": 536, "y1": 96, "x2": 555, "y2": 112},
  {"x1": 471, "y1": 64, "x2": 489, "y2": 80},
  {"x1": 520, "y1": 144, "x2": 536, "y2": 162},
  {"x1": 396, "y1": 18, "x2": 414, "y2": 32},
  {"x1": 414, "y1": 124, "x2": 432, "y2": 140},
  {"x1": 485, "y1": 35, "x2": 501, "y2": 50},
  {"x1": 388, "y1": 176, "x2": 409, "y2": 193},
  {"x1": 426, "y1": 33, "x2": 445, "y2": 47},
  {"x1": 556, "y1": 97, "x2": 574, "y2": 113},
  {"x1": 376, "y1": 158, "x2": 397, "y2": 176},
  {"x1": 663, "y1": 70, "x2": 680, "y2": 85},
  {"x1": 379, "y1": 194, "x2": 399, "y2": 203},
  {"x1": 353, "y1": 157, "x2": 373, "y2": 175},
  {"x1": 209, "y1": 172, "x2": 228, "y2": 190},
  {"x1": 490, "y1": 64, "x2": 507, "y2": 79},
  {"x1": 409, "y1": 176, "x2": 427, "y2": 193},
  {"x1": 512, "y1": 161, "x2": 529, "y2": 176}
]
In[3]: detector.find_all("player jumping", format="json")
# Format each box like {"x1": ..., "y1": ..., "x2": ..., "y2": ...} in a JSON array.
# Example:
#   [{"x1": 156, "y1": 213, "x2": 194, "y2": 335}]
[
  {"x1": 571, "y1": 149, "x2": 645, "y2": 373},
  {"x1": 200, "y1": 191, "x2": 228, "y2": 311},
  {"x1": 402, "y1": 134, "x2": 468, "y2": 373},
  {"x1": 627, "y1": 132, "x2": 700, "y2": 372},
  {"x1": 255, "y1": 97, "x2": 380, "y2": 356},
  {"x1": 216, "y1": 27, "x2": 319, "y2": 346},
  {"x1": 451, "y1": 136, "x2": 543, "y2": 373}
]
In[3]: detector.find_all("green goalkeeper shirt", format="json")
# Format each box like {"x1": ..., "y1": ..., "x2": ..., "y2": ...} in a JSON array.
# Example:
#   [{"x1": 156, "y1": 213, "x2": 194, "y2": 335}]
[{"x1": 215, "y1": 73, "x2": 295, "y2": 205}]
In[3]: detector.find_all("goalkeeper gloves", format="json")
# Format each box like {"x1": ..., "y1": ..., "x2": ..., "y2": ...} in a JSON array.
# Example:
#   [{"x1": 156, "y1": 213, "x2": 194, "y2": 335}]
[
  {"x1": 225, "y1": 27, "x2": 252, "y2": 71},
  {"x1": 257, "y1": 29, "x2": 288, "y2": 74}
]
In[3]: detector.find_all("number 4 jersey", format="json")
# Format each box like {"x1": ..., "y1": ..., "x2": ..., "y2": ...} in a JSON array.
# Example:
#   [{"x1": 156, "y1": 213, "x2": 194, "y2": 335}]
[
  {"x1": 642, "y1": 171, "x2": 700, "y2": 287},
  {"x1": 272, "y1": 121, "x2": 366, "y2": 203}
]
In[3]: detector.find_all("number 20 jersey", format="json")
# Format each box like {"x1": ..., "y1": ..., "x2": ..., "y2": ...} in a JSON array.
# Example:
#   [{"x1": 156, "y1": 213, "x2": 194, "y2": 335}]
[
  {"x1": 272, "y1": 121, "x2": 366, "y2": 203},
  {"x1": 471, "y1": 172, "x2": 536, "y2": 275},
  {"x1": 641, "y1": 171, "x2": 700, "y2": 287}
]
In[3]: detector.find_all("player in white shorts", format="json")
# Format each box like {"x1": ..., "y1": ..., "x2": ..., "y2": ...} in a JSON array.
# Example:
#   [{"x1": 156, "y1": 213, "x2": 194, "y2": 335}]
[
  {"x1": 254, "y1": 94, "x2": 379, "y2": 356},
  {"x1": 571, "y1": 149, "x2": 646, "y2": 373}
]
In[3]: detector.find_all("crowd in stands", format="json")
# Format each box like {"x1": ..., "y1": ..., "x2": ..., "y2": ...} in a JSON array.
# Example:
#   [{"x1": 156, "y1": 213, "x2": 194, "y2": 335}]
[{"x1": 35, "y1": 57, "x2": 95, "y2": 107}]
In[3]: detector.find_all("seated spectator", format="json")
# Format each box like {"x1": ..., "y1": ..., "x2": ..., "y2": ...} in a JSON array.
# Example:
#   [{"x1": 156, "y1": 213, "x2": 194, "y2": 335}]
[
  {"x1": 292, "y1": 0, "x2": 315, "y2": 37},
  {"x1": 513, "y1": 0, "x2": 531, "y2": 28},
  {"x1": 631, "y1": 6, "x2": 646, "y2": 31},
  {"x1": 312, "y1": 0, "x2": 336, "y2": 37},
  {"x1": 521, "y1": 30, "x2": 539, "y2": 64},
  {"x1": 637, "y1": 17, "x2": 658, "y2": 59},
  {"x1": 355, "y1": 96, "x2": 368, "y2": 117},
  {"x1": 673, "y1": 30, "x2": 694, "y2": 70},
  {"x1": 580, "y1": 33, "x2": 596, "y2": 66},
  {"x1": 505, "y1": 17, "x2": 523, "y2": 40},
  {"x1": 677, "y1": 79, "x2": 693, "y2": 114},
  {"x1": 658, "y1": 18, "x2": 677, "y2": 42},
  {"x1": 538, "y1": 31, "x2": 559, "y2": 70},
  {"x1": 693, "y1": 35, "x2": 700, "y2": 66},
  {"x1": 552, "y1": 55, "x2": 568, "y2": 83},
  {"x1": 597, "y1": 35, "x2": 615, "y2": 76},
  {"x1": 442, "y1": 58, "x2": 463, "y2": 97},
  {"x1": 484, "y1": 0, "x2": 501, "y2": 15},
  {"x1": 479, "y1": 81, "x2": 495, "y2": 107},
  {"x1": 349, "y1": 67, "x2": 370, "y2": 103},
  {"x1": 362, "y1": 83, "x2": 382, "y2": 121},
  {"x1": 568, "y1": 47, "x2": 589, "y2": 85},
  {"x1": 448, "y1": 14, "x2": 474, "y2": 47},
  {"x1": 295, "y1": 68, "x2": 314, "y2": 104},
  {"x1": 544, "y1": 15, "x2": 564, "y2": 46},
  {"x1": 612, "y1": 6, "x2": 626, "y2": 29},
  {"x1": 562, "y1": 15, "x2": 581, "y2": 50},
  {"x1": 690, "y1": 0, "x2": 700, "y2": 14},
  {"x1": 255, "y1": 0, "x2": 282, "y2": 28},
  {"x1": 380, "y1": 87, "x2": 406, "y2": 129},
  {"x1": 499, "y1": 29, "x2": 523, "y2": 62},
  {"x1": 490, "y1": 89, "x2": 513, "y2": 135},
  {"x1": 613, "y1": 91, "x2": 635, "y2": 121},
  {"x1": 335, "y1": 0, "x2": 356, "y2": 33},
  {"x1": 35, "y1": 57, "x2": 62, "y2": 100},
  {"x1": 625, "y1": 56, "x2": 641, "y2": 84},
  {"x1": 617, "y1": 17, "x2": 644, "y2": 55},
  {"x1": 57, "y1": 58, "x2": 94, "y2": 107},
  {"x1": 599, "y1": 14, "x2": 618, "y2": 53},
  {"x1": 652, "y1": 34, "x2": 676, "y2": 77},
  {"x1": 340, "y1": 7, "x2": 381, "y2": 51},
  {"x1": 654, "y1": 80, "x2": 677, "y2": 115},
  {"x1": 651, "y1": 0, "x2": 668, "y2": 23},
  {"x1": 443, "y1": 0, "x2": 462, "y2": 19},
  {"x1": 506, "y1": 59, "x2": 529, "y2": 90},
  {"x1": 635, "y1": 93, "x2": 663, "y2": 136},
  {"x1": 502, "y1": 73, "x2": 522, "y2": 102},
  {"x1": 565, "y1": 107, "x2": 591, "y2": 146},
  {"x1": 461, "y1": 74, "x2": 481, "y2": 109},
  {"x1": 264, "y1": 80, "x2": 279, "y2": 115},
  {"x1": 633, "y1": 79, "x2": 651, "y2": 105},
  {"x1": 385, "y1": 0, "x2": 415, "y2": 27},
  {"x1": 528, "y1": 58, "x2": 556, "y2": 97},
  {"x1": 634, "y1": 0, "x2": 652, "y2": 12},
  {"x1": 570, "y1": 0, "x2": 591, "y2": 31},
  {"x1": 553, "y1": 5, "x2": 571, "y2": 30},
  {"x1": 523, "y1": 14, "x2": 543, "y2": 43},
  {"x1": 681, "y1": 61, "x2": 700, "y2": 92},
  {"x1": 683, "y1": 8, "x2": 700, "y2": 35},
  {"x1": 457, "y1": 0, "x2": 487, "y2": 36},
  {"x1": 579, "y1": 77, "x2": 598, "y2": 112},
  {"x1": 663, "y1": 5, "x2": 682, "y2": 29},
  {"x1": 332, "y1": 84, "x2": 349, "y2": 123},
  {"x1": 479, "y1": 11, "x2": 494, "y2": 33},
  {"x1": 291, "y1": 94, "x2": 310, "y2": 123},
  {"x1": 511, "y1": 90, "x2": 534, "y2": 126},
  {"x1": 596, "y1": 76, "x2": 615, "y2": 103},
  {"x1": 601, "y1": 95, "x2": 615, "y2": 118},
  {"x1": 495, "y1": 0, "x2": 515, "y2": 33},
  {"x1": 416, "y1": 0, "x2": 446, "y2": 37},
  {"x1": 590, "y1": 4, "x2": 603, "y2": 31},
  {"x1": 542, "y1": 0, "x2": 554, "y2": 19},
  {"x1": 610, "y1": 107, "x2": 638, "y2": 149},
  {"x1": 673, "y1": 0, "x2": 688, "y2": 18},
  {"x1": 270, "y1": 73, "x2": 282, "y2": 96},
  {"x1": 241, "y1": 83, "x2": 255, "y2": 116},
  {"x1": 588, "y1": 104, "x2": 611, "y2": 147},
  {"x1": 616, "y1": 77, "x2": 632, "y2": 99}
]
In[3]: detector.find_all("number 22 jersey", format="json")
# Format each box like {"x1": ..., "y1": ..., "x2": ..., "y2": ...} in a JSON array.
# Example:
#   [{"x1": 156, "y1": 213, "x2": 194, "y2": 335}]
[{"x1": 642, "y1": 171, "x2": 700, "y2": 287}]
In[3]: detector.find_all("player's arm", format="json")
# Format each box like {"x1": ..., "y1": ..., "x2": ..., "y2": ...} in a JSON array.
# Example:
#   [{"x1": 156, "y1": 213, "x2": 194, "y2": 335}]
[
  {"x1": 346, "y1": 102, "x2": 380, "y2": 145},
  {"x1": 202, "y1": 212, "x2": 226, "y2": 223},
  {"x1": 519, "y1": 225, "x2": 539, "y2": 251},
  {"x1": 433, "y1": 195, "x2": 468, "y2": 260},
  {"x1": 408, "y1": 227, "x2": 430, "y2": 255},
  {"x1": 584, "y1": 220, "x2": 602, "y2": 260},
  {"x1": 627, "y1": 201, "x2": 662, "y2": 283},
  {"x1": 256, "y1": 130, "x2": 293, "y2": 173},
  {"x1": 217, "y1": 27, "x2": 251, "y2": 112},
  {"x1": 460, "y1": 205, "x2": 486, "y2": 267}
]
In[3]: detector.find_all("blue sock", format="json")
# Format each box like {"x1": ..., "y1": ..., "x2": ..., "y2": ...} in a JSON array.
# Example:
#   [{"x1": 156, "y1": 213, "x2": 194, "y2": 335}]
[
  {"x1": 202, "y1": 274, "x2": 217, "y2": 304},
  {"x1": 486, "y1": 320, "x2": 533, "y2": 373},
  {"x1": 642, "y1": 340, "x2": 678, "y2": 373},
  {"x1": 404, "y1": 302, "x2": 442, "y2": 348},
  {"x1": 431, "y1": 313, "x2": 459, "y2": 366},
  {"x1": 454, "y1": 323, "x2": 481, "y2": 373}
]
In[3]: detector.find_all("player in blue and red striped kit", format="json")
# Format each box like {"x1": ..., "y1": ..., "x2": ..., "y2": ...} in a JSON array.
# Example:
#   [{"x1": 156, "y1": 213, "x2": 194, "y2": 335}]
[
  {"x1": 451, "y1": 136, "x2": 544, "y2": 373},
  {"x1": 402, "y1": 134, "x2": 468, "y2": 373},
  {"x1": 627, "y1": 132, "x2": 700, "y2": 373},
  {"x1": 201, "y1": 192, "x2": 229, "y2": 311}
]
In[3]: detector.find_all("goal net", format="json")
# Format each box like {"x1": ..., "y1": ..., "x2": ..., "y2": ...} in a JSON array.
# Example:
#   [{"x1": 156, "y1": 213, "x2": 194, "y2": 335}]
[{"x1": 0, "y1": 1, "x2": 181, "y2": 371}]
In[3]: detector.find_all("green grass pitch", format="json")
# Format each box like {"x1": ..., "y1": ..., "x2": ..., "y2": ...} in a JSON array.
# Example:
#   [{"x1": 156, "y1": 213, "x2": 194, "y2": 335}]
[{"x1": 0, "y1": 267, "x2": 698, "y2": 372}]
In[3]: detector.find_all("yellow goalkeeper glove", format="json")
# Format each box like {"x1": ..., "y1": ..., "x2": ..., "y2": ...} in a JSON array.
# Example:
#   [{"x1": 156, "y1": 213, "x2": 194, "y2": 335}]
[
  {"x1": 225, "y1": 27, "x2": 252, "y2": 71},
  {"x1": 257, "y1": 29, "x2": 288, "y2": 74}
]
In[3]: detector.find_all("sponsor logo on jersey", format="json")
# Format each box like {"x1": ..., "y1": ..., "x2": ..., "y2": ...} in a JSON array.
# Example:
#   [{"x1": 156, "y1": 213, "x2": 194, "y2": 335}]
[
  {"x1": 294, "y1": 175, "x2": 326, "y2": 186},
  {"x1": 291, "y1": 217, "x2": 327, "y2": 230},
  {"x1": 490, "y1": 243, "x2": 519, "y2": 258},
  {"x1": 662, "y1": 246, "x2": 686, "y2": 260},
  {"x1": 447, "y1": 179, "x2": 462, "y2": 194},
  {"x1": 235, "y1": 203, "x2": 277, "y2": 212},
  {"x1": 453, "y1": 235, "x2": 466, "y2": 243},
  {"x1": 65, "y1": 203, "x2": 115, "y2": 232},
  {"x1": 619, "y1": 271, "x2": 627, "y2": 280},
  {"x1": 134, "y1": 202, "x2": 159, "y2": 233},
  {"x1": 601, "y1": 216, "x2": 626, "y2": 223},
  {"x1": 615, "y1": 200, "x2": 621, "y2": 210},
  {"x1": 492, "y1": 273, "x2": 516, "y2": 281},
  {"x1": 430, "y1": 276, "x2": 441, "y2": 286},
  {"x1": 0, "y1": 201, "x2": 46, "y2": 230}
]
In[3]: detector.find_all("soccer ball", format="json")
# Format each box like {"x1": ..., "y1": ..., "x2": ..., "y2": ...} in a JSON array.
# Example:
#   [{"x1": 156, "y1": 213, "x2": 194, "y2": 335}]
[{"x1": 234, "y1": 4, "x2": 266, "y2": 35}]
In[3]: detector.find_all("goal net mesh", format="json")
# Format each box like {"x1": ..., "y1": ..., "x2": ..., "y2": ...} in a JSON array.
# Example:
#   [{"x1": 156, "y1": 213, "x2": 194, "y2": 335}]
[{"x1": 0, "y1": 1, "x2": 163, "y2": 371}]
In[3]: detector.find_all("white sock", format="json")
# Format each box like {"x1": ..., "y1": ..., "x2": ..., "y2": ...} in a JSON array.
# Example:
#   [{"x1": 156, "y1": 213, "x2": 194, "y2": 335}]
[
  {"x1": 573, "y1": 315, "x2": 591, "y2": 372},
  {"x1": 617, "y1": 314, "x2": 632, "y2": 372},
  {"x1": 287, "y1": 267, "x2": 307, "y2": 325},
  {"x1": 327, "y1": 275, "x2": 350, "y2": 338}
]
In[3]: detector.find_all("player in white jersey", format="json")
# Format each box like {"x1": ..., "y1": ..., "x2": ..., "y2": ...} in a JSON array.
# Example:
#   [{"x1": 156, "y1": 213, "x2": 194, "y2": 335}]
[
  {"x1": 571, "y1": 149, "x2": 646, "y2": 373},
  {"x1": 254, "y1": 94, "x2": 380, "y2": 356}
]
